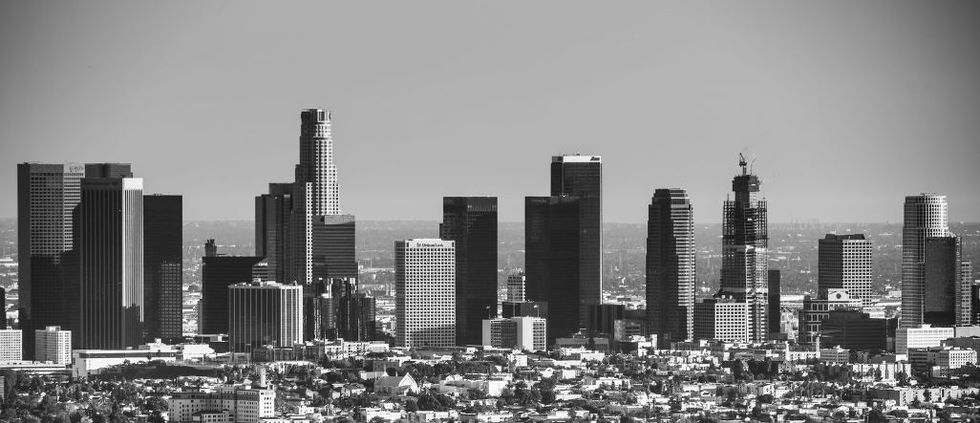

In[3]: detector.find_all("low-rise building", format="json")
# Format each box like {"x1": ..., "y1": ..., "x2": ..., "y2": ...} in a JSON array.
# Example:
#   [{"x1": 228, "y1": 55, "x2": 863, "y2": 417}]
[
  {"x1": 168, "y1": 385, "x2": 275, "y2": 423},
  {"x1": 72, "y1": 349, "x2": 180, "y2": 377},
  {"x1": 895, "y1": 325, "x2": 955, "y2": 354}
]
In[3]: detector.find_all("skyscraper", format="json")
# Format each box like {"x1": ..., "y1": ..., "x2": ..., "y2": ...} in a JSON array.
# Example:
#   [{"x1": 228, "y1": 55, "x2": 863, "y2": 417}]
[
  {"x1": 923, "y1": 235, "x2": 969, "y2": 326},
  {"x1": 17, "y1": 162, "x2": 85, "y2": 358},
  {"x1": 143, "y1": 194, "x2": 183, "y2": 341},
  {"x1": 311, "y1": 214, "x2": 358, "y2": 339},
  {"x1": 901, "y1": 194, "x2": 951, "y2": 328},
  {"x1": 395, "y1": 239, "x2": 456, "y2": 349},
  {"x1": 296, "y1": 109, "x2": 341, "y2": 217},
  {"x1": 439, "y1": 196, "x2": 498, "y2": 345},
  {"x1": 200, "y1": 240, "x2": 267, "y2": 335},
  {"x1": 228, "y1": 281, "x2": 303, "y2": 354},
  {"x1": 550, "y1": 155, "x2": 602, "y2": 323},
  {"x1": 255, "y1": 183, "x2": 294, "y2": 284},
  {"x1": 717, "y1": 155, "x2": 769, "y2": 342},
  {"x1": 76, "y1": 164, "x2": 144, "y2": 349},
  {"x1": 525, "y1": 195, "x2": 580, "y2": 342},
  {"x1": 646, "y1": 188, "x2": 695, "y2": 346},
  {"x1": 818, "y1": 234, "x2": 873, "y2": 305}
]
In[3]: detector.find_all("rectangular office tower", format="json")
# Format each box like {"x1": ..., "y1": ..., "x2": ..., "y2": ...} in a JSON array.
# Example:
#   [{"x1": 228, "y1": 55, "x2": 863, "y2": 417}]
[
  {"x1": 718, "y1": 156, "x2": 769, "y2": 342},
  {"x1": 646, "y1": 188, "x2": 695, "y2": 346},
  {"x1": 768, "y1": 269, "x2": 781, "y2": 337},
  {"x1": 819, "y1": 234, "x2": 872, "y2": 305},
  {"x1": 17, "y1": 162, "x2": 85, "y2": 359},
  {"x1": 144, "y1": 195, "x2": 183, "y2": 341},
  {"x1": 395, "y1": 239, "x2": 456, "y2": 349},
  {"x1": 228, "y1": 281, "x2": 303, "y2": 354},
  {"x1": 35, "y1": 326, "x2": 72, "y2": 365},
  {"x1": 507, "y1": 273, "x2": 526, "y2": 303},
  {"x1": 76, "y1": 166, "x2": 144, "y2": 349},
  {"x1": 312, "y1": 214, "x2": 358, "y2": 340},
  {"x1": 924, "y1": 235, "x2": 971, "y2": 327},
  {"x1": 525, "y1": 195, "x2": 581, "y2": 342},
  {"x1": 199, "y1": 239, "x2": 267, "y2": 335},
  {"x1": 550, "y1": 155, "x2": 602, "y2": 324},
  {"x1": 439, "y1": 196, "x2": 498, "y2": 346},
  {"x1": 901, "y1": 194, "x2": 951, "y2": 328},
  {"x1": 255, "y1": 183, "x2": 294, "y2": 284}
]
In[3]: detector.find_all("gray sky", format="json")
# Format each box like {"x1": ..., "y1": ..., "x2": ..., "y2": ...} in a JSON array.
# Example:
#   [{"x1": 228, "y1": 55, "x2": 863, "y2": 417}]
[{"x1": 2, "y1": 1, "x2": 978, "y2": 223}]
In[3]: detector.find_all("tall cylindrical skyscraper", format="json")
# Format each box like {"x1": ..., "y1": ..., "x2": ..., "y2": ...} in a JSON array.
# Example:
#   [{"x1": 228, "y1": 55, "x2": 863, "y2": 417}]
[
  {"x1": 646, "y1": 188, "x2": 695, "y2": 346},
  {"x1": 901, "y1": 194, "x2": 950, "y2": 328}
]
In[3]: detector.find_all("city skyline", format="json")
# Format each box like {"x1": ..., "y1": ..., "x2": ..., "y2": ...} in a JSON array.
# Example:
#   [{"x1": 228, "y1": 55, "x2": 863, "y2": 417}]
[{"x1": 2, "y1": 2, "x2": 979, "y2": 223}]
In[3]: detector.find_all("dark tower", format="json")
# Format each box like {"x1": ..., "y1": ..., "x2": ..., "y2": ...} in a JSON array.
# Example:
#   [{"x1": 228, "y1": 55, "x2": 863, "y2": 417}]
[
  {"x1": 255, "y1": 183, "x2": 294, "y2": 283},
  {"x1": 718, "y1": 154, "x2": 769, "y2": 342},
  {"x1": 646, "y1": 188, "x2": 695, "y2": 346},
  {"x1": 550, "y1": 155, "x2": 602, "y2": 324},
  {"x1": 17, "y1": 163, "x2": 85, "y2": 358},
  {"x1": 143, "y1": 194, "x2": 183, "y2": 341},
  {"x1": 199, "y1": 241, "x2": 266, "y2": 335},
  {"x1": 76, "y1": 165, "x2": 144, "y2": 349},
  {"x1": 525, "y1": 195, "x2": 580, "y2": 343},
  {"x1": 439, "y1": 196, "x2": 498, "y2": 345},
  {"x1": 311, "y1": 214, "x2": 358, "y2": 340},
  {"x1": 768, "y1": 269, "x2": 781, "y2": 337}
]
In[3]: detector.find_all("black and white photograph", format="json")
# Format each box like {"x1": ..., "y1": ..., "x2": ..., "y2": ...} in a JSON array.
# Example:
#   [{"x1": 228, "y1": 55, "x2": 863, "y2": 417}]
[{"x1": 1, "y1": 1, "x2": 979, "y2": 422}]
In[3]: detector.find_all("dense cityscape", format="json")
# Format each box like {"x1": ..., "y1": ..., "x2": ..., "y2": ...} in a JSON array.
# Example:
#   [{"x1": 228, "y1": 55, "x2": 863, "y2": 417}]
[{"x1": 0, "y1": 107, "x2": 977, "y2": 423}]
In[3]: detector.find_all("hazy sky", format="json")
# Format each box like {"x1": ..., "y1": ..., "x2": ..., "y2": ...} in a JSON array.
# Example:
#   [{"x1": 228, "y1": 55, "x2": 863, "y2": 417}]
[{"x1": 1, "y1": 1, "x2": 978, "y2": 223}]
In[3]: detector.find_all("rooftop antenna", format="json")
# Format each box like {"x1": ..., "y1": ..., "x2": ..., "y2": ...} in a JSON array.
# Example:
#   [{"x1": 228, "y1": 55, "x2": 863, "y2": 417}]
[{"x1": 738, "y1": 153, "x2": 748, "y2": 176}]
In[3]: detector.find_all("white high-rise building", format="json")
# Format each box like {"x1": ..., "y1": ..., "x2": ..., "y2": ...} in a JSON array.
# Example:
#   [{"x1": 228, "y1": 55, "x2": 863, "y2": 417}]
[
  {"x1": 818, "y1": 234, "x2": 873, "y2": 305},
  {"x1": 296, "y1": 109, "x2": 341, "y2": 216},
  {"x1": 901, "y1": 194, "x2": 950, "y2": 328},
  {"x1": 395, "y1": 239, "x2": 456, "y2": 349},
  {"x1": 0, "y1": 329, "x2": 23, "y2": 362},
  {"x1": 35, "y1": 326, "x2": 71, "y2": 365}
]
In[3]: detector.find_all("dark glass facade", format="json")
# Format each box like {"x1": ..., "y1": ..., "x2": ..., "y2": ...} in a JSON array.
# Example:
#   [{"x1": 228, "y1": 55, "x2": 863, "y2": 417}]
[
  {"x1": 768, "y1": 269, "x2": 781, "y2": 336},
  {"x1": 820, "y1": 310, "x2": 896, "y2": 352},
  {"x1": 228, "y1": 282, "x2": 303, "y2": 353},
  {"x1": 255, "y1": 183, "x2": 294, "y2": 283},
  {"x1": 525, "y1": 195, "x2": 580, "y2": 343},
  {"x1": 501, "y1": 301, "x2": 549, "y2": 319},
  {"x1": 76, "y1": 173, "x2": 143, "y2": 349},
  {"x1": 586, "y1": 303, "x2": 624, "y2": 336},
  {"x1": 646, "y1": 188, "x2": 695, "y2": 346},
  {"x1": 17, "y1": 163, "x2": 85, "y2": 359},
  {"x1": 200, "y1": 253, "x2": 265, "y2": 335},
  {"x1": 311, "y1": 214, "x2": 358, "y2": 340},
  {"x1": 550, "y1": 156, "x2": 602, "y2": 324},
  {"x1": 439, "y1": 196, "x2": 498, "y2": 345},
  {"x1": 923, "y1": 235, "x2": 962, "y2": 326},
  {"x1": 144, "y1": 195, "x2": 183, "y2": 341}
]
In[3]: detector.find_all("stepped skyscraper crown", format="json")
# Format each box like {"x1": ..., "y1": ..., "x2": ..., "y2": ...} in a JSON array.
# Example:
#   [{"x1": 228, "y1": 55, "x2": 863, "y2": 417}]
[{"x1": 296, "y1": 108, "x2": 340, "y2": 216}]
